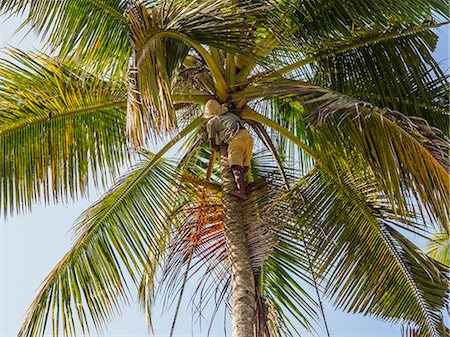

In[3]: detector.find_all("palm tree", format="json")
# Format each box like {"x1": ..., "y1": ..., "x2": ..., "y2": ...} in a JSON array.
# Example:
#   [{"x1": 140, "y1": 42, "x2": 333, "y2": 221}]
[{"x1": 0, "y1": 0, "x2": 449, "y2": 337}]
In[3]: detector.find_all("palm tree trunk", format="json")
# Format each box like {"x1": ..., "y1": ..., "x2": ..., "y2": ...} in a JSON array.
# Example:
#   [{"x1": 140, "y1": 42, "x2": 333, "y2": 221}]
[{"x1": 219, "y1": 147, "x2": 256, "y2": 337}]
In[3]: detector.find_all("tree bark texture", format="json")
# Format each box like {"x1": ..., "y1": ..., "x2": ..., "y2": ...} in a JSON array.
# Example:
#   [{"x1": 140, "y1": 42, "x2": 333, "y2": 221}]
[{"x1": 220, "y1": 147, "x2": 256, "y2": 337}]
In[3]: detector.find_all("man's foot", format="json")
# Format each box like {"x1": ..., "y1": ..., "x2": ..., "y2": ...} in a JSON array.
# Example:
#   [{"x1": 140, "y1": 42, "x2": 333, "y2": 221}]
[{"x1": 228, "y1": 190, "x2": 247, "y2": 200}]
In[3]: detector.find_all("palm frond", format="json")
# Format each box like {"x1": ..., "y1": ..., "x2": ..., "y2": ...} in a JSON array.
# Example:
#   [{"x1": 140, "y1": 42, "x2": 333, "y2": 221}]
[
  {"x1": 0, "y1": 0, "x2": 131, "y2": 77},
  {"x1": 18, "y1": 154, "x2": 178, "y2": 337},
  {"x1": 264, "y1": 20, "x2": 449, "y2": 133},
  {"x1": 305, "y1": 92, "x2": 450, "y2": 229},
  {"x1": 236, "y1": 79, "x2": 449, "y2": 229},
  {"x1": 285, "y1": 0, "x2": 448, "y2": 48},
  {"x1": 0, "y1": 49, "x2": 129, "y2": 216},
  {"x1": 249, "y1": 121, "x2": 290, "y2": 189},
  {"x1": 309, "y1": 28, "x2": 449, "y2": 131},
  {"x1": 17, "y1": 112, "x2": 205, "y2": 337},
  {"x1": 275, "y1": 21, "x2": 447, "y2": 74},
  {"x1": 285, "y1": 163, "x2": 449, "y2": 337}
]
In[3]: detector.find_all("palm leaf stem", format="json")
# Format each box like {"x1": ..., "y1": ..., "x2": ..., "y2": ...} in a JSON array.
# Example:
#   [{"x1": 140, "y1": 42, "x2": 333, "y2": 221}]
[
  {"x1": 172, "y1": 94, "x2": 212, "y2": 105},
  {"x1": 226, "y1": 53, "x2": 236, "y2": 87},
  {"x1": 272, "y1": 21, "x2": 449, "y2": 78},
  {"x1": 0, "y1": 100, "x2": 127, "y2": 137},
  {"x1": 298, "y1": 231, "x2": 331, "y2": 337},
  {"x1": 241, "y1": 107, "x2": 319, "y2": 162},
  {"x1": 139, "y1": 31, "x2": 229, "y2": 100},
  {"x1": 209, "y1": 47, "x2": 226, "y2": 75},
  {"x1": 249, "y1": 121, "x2": 290, "y2": 190},
  {"x1": 169, "y1": 250, "x2": 193, "y2": 337}
]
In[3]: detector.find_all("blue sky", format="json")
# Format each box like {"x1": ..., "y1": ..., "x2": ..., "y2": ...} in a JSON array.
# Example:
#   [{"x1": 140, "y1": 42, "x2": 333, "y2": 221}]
[{"x1": 0, "y1": 13, "x2": 449, "y2": 337}]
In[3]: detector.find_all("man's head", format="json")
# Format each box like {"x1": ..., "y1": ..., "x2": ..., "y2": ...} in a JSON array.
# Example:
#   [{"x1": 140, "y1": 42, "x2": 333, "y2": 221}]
[{"x1": 203, "y1": 99, "x2": 228, "y2": 118}]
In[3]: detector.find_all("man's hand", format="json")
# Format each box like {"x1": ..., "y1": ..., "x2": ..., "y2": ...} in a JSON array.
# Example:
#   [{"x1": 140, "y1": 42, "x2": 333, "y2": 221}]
[{"x1": 210, "y1": 139, "x2": 219, "y2": 151}]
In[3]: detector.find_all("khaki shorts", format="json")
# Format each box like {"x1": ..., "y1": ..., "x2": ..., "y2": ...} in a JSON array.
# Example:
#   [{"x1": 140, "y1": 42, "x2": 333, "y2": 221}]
[{"x1": 228, "y1": 129, "x2": 253, "y2": 167}]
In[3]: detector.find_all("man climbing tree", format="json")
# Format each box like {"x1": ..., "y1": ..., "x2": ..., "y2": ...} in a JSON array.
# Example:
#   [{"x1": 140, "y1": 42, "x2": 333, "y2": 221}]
[{"x1": 204, "y1": 99, "x2": 254, "y2": 199}]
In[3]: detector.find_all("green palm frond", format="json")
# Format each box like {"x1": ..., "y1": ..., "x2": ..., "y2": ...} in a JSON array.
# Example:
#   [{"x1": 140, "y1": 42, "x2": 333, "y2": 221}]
[
  {"x1": 262, "y1": 21, "x2": 449, "y2": 133},
  {"x1": 309, "y1": 28, "x2": 449, "y2": 131},
  {"x1": 285, "y1": 0, "x2": 447, "y2": 45},
  {"x1": 426, "y1": 231, "x2": 450, "y2": 267},
  {"x1": 0, "y1": 49, "x2": 129, "y2": 216},
  {"x1": 274, "y1": 21, "x2": 447, "y2": 74},
  {"x1": 285, "y1": 163, "x2": 449, "y2": 337},
  {"x1": 17, "y1": 114, "x2": 206, "y2": 337},
  {"x1": 265, "y1": 19, "x2": 449, "y2": 132},
  {"x1": 18, "y1": 155, "x2": 178, "y2": 337},
  {"x1": 0, "y1": 0, "x2": 131, "y2": 77}
]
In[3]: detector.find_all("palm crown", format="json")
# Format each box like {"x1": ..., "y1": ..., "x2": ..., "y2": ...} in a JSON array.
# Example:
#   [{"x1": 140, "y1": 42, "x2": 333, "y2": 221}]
[{"x1": 0, "y1": 0, "x2": 449, "y2": 337}]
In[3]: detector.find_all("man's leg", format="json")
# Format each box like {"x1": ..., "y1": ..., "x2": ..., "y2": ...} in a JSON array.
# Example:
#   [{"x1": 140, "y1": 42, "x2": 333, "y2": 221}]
[{"x1": 228, "y1": 131, "x2": 248, "y2": 200}]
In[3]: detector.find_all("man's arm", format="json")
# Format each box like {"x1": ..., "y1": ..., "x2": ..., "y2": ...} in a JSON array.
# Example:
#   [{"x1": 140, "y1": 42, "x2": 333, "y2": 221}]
[{"x1": 206, "y1": 117, "x2": 220, "y2": 150}]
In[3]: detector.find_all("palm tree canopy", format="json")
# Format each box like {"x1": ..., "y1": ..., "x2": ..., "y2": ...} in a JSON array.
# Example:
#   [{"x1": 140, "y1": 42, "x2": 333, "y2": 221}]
[{"x1": 0, "y1": 0, "x2": 449, "y2": 337}]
